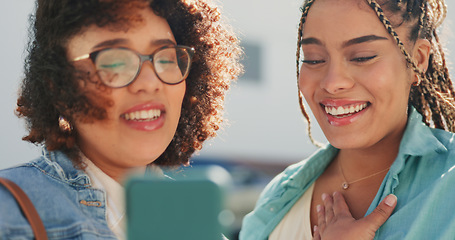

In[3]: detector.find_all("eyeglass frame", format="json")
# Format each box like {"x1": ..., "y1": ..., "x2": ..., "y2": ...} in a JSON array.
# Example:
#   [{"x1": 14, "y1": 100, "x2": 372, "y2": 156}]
[{"x1": 72, "y1": 45, "x2": 195, "y2": 88}]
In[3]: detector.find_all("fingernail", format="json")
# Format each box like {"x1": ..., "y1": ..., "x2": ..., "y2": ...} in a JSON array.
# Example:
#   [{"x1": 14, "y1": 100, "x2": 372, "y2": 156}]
[
  {"x1": 322, "y1": 193, "x2": 328, "y2": 201},
  {"x1": 385, "y1": 194, "x2": 397, "y2": 207},
  {"x1": 317, "y1": 204, "x2": 322, "y2": 212},
  {"x1": 314, "y1": 225, "x2": 318, "y2": 232}
]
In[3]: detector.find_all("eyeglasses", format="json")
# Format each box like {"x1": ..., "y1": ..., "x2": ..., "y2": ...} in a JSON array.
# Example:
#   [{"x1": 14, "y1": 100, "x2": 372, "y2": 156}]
[{"x1": 73, "y1": 45, "x2": 195, "y2": 88}]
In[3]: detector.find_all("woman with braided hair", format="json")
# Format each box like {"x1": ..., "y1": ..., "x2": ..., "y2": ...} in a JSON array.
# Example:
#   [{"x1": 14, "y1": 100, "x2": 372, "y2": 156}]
[{"x1": 241, "y1": 0, "x2": 455, "y2": 239}]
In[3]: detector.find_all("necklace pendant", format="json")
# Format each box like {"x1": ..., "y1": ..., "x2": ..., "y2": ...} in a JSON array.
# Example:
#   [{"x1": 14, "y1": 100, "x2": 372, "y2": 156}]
[{"x1": 342, "y1": 182, "x2": 349, "y2": 190}]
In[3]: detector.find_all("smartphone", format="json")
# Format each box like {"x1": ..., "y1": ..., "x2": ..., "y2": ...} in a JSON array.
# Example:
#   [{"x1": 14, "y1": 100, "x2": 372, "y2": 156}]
[{"x1": 125, "y1": 166, "x2": 230, "y2": 240}]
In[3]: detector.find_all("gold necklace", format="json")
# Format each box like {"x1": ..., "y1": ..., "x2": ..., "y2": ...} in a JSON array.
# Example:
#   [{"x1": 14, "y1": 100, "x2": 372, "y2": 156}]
[{"x1": 338, "y1": 160, "x2": 390, "y2": 190}]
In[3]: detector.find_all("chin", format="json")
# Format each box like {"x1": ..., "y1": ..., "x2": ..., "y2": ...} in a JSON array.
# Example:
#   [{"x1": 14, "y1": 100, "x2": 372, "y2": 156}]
[
  {"x1": 326, "y1": 136, "x2": 362, "y2": 150},
  {"x1": 330, "y1": 136, "x2": 379, "y2": 151},
  {"x1": 126, "y1": 155, "x2": 160, "y2": 167}
]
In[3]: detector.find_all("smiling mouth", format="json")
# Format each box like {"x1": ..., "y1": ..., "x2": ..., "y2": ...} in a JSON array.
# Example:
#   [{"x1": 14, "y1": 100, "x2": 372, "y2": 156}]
[
  {"x1": 323, "y1": 103, "x2": 369, "y2": 118},
  {"x1": 122, "y1": 109, "x2": 162, "y2": 122}
]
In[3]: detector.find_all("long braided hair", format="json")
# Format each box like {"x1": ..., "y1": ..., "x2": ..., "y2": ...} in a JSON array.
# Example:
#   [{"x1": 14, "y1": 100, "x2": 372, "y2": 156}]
[{"x1": 296, "y1": 0, "x2": 455, "y2": 146}]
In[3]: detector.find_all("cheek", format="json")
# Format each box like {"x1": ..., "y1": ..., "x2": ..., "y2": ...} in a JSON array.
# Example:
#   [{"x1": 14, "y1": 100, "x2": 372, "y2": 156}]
[
  {"x1": 357, "y1": 61, "x2": 412, "y2": 95},
  {"x1": 74, "y1": 120, "x2": 108, "y2": 149},
  {"x1": 298, "y1": 70, "x2": 318, "y2": 104},
  {"x1": 169, "y1": 83, "x2": 186, "y2": 118}
]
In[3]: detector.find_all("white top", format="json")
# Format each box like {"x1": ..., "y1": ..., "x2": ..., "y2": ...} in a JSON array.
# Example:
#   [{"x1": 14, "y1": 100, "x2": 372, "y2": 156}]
[
  {"x1": 82, "y1": 154, "x2": 164, "y2": 240},
  {"x1": 269, "y1": 182, "x2": 315, "y2": 240},
  {"x1": 83, "y1": 158, "x2": 127, "y2": 240}
]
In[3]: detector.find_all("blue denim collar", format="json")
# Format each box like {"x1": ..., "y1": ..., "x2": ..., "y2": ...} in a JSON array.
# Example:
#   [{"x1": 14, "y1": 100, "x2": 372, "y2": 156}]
[{"x1": 32, "y1": 148, "x2": 91, "y2": 187}]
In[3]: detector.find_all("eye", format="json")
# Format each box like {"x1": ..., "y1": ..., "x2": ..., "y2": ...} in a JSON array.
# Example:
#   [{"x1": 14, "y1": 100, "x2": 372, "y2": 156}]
[
  {"x1": 301, "y1": 59, "x2": 325, "y2": 65},
  {"x1": 351, "y1": 55, "x2": 377, "y2": 62},
  {"x1": 100, "y1": 62, "x2": 126, "y2": 69},
  {"x1": 157, "y1": 60, "x2": 175, "y2": 64}
]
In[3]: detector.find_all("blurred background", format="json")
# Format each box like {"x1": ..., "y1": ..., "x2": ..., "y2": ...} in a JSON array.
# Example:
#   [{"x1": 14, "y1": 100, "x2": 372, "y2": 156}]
[{"x1": 1, "y1": 1, "x2": 454, "y2": 239}]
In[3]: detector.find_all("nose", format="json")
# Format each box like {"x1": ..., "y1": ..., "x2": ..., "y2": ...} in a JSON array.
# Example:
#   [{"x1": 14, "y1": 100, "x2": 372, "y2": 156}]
[
  {"x1": 127, "y1": 61, "x2": 163, "y2": 94},
  {"x1": 320, "y1": 61, "x2": 354, "y2": 94}
]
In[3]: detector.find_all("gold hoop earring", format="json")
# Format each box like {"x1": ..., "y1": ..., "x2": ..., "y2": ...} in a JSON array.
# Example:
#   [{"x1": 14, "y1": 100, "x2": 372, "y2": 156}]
[{"x1": 58, "y1": 116, "x2": 72, "y2": 133}]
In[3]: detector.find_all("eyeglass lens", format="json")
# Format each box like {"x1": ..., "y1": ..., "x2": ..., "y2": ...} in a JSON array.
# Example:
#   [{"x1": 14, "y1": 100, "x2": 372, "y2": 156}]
[{"x1": 94, "y1": 47, "x2": 191, "y2": 87}]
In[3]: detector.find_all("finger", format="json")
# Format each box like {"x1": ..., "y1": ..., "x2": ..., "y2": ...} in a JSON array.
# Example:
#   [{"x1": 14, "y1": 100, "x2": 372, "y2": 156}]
[
  {"x1": 316, "y1": 204, "x2": 326, "y2": 233},
  {"x1": 361, "y1": 194, "x2": 397, "y2": 230},
  {"x1": 332, "y1": 191, "x2": 351, "y2": 217},
  {"x1": 313, "y1": 225, "x2": 321, "y2": 240},
  {"x1": 322, "y1": 193, "x2": 334, "y2": 223}
]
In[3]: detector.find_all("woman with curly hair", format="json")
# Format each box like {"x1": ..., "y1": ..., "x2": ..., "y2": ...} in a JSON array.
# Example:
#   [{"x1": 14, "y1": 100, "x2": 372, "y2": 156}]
[
  {"x1": 0, "y1": 0, "x2": 241, "y2": 239},
  {"x1": 241, "y1": 0, "x2": 455, "y2": 239}
]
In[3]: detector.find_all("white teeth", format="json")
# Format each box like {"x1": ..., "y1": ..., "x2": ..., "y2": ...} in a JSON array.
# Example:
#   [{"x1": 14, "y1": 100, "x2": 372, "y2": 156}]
[
  {"x1": 336, "y1": 106, "x2": 344, "y2": 115},
  {"x1": 124, "y1": 109, "x2": 161, "y2": 121},
  {"x1": 324, "y1": 103, "x2": 368, "y2": 117}
]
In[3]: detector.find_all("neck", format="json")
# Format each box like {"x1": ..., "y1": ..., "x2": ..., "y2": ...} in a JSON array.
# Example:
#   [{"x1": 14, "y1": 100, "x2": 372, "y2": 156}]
[
  {"x1": 79, "y1": 150, "x2": 146, "y2": 184},
  {"x1": 336, "y1": 129, "x2": 403, "y2": 179}
]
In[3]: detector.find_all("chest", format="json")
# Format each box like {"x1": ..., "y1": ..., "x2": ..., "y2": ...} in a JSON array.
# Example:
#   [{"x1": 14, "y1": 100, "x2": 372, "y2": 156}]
[{"x1": 309, "y1": 168, "x2": 386, "y2": 230}]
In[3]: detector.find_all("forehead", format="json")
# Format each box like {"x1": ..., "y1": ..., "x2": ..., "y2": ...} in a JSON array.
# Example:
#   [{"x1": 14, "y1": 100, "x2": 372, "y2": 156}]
[
  {"x1": 303, "y1": 0, "x2": 388, "y2": 41},
  {"x1": 67, "y1": 8, "x2": 174, "y2": 59}
]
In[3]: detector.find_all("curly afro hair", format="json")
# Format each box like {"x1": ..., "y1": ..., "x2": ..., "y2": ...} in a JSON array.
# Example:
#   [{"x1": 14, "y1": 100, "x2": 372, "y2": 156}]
[{"x1": 16, "y1": 0, "x2": 243, "y2": 167}]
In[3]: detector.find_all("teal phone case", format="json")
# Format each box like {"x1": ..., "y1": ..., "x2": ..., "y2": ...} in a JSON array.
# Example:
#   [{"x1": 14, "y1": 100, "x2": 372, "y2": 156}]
[{"x1": 126, "y1": 174, "x2": 224, "y2": 240}]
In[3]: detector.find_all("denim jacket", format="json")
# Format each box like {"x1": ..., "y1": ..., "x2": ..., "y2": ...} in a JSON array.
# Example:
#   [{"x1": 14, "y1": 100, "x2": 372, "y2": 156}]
[{"x1": 0, "y1": 149, "x2": 117, "y2": 239}]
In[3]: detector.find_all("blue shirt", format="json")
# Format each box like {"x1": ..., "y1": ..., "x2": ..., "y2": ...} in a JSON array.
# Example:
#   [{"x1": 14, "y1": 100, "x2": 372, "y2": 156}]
[
  {"x1": 0, "y1": 149, "x2": 117, "y2": 239},
  {"x1": 240, "y1": 108, "x2": 455, "y2": 240}
]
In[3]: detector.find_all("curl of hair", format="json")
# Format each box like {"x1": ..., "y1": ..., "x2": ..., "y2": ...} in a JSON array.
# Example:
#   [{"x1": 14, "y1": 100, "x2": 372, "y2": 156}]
[
  {"x1": 16, "y1": 0, "x2": 243, "y2": 167},
  {"x1": 296, "y1": 0, "x2": 455, "y2": 146}
]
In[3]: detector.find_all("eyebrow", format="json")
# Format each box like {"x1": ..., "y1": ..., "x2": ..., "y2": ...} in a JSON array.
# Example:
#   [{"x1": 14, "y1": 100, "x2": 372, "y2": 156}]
[
  {"x1": 92, "y1": 38, "x2": 177, "y2": 50},
  {"x1": 341, "y1": 35, "x2": 388, "y2": 48},
  {"x1": 299, "y1": 35, "x2": 388, "y2": 48},
  {"x1": 299, "y1": 37, "x2": 323, "y2": 46}
]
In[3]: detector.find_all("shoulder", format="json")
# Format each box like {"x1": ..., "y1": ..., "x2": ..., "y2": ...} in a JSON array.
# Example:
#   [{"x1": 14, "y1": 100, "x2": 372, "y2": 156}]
[
  {"x1": 239, "y1": 159, "x2": 310, "y2": 239},
  {"x1": 0, "y1": 156, "x2": 66, "y2": 214},
  {"x1": 0, "y1": 156, "x2": 115, "y2": 239},
  {"x1": 0, "y1": 158, "x2": 47, "y2": 189},
  {"x1": 0, "y1": 152, "x2": 92, "y2": 207},
  {"x1": 0, "y1": 158, "x2": 51, "y2": 238},
  {"x1": 240, "y1": 146, "x2": 336, "y2": 240},
  {"x1": 255, "y1": 158, "x2": 309, "y2": 204},
  {"x1": 257, "y1": 145, "x2": 336, "y2": 204}
]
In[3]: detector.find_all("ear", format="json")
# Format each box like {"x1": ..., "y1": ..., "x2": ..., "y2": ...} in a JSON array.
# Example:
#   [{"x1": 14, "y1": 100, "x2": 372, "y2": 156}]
[{"x1": 411, "y1": 39, "x2": 431, "y2": 81}]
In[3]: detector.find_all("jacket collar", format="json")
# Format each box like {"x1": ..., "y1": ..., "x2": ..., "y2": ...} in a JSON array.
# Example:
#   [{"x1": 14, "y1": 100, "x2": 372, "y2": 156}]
[
  {"x1": 280, "y1": 145, "x2": 338, "y2": 190},
  {"x1": 387, "y1": 107, "x2": 448, "y2": 177},
  {"x1": 34, "y1": 148, "x2": 91, "y2": 187},
  {"x1": 398, "y1": 107, "x2": 447, "y2": 156}
]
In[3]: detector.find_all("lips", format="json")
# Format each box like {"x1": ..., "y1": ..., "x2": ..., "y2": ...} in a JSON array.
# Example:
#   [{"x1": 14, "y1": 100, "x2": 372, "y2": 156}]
[
  {"x1": 320, "y1": 101, "x2": 370, "y2": 126},
  {"x1": 123, "y1": 109, "x2": 161, "y2": 121},
  {"x1": 324, "y1": 103, "x2": 368, "y2": 118},
  {"x1": 121, "y1": 102, "x2": 166, "y2": 131}
]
